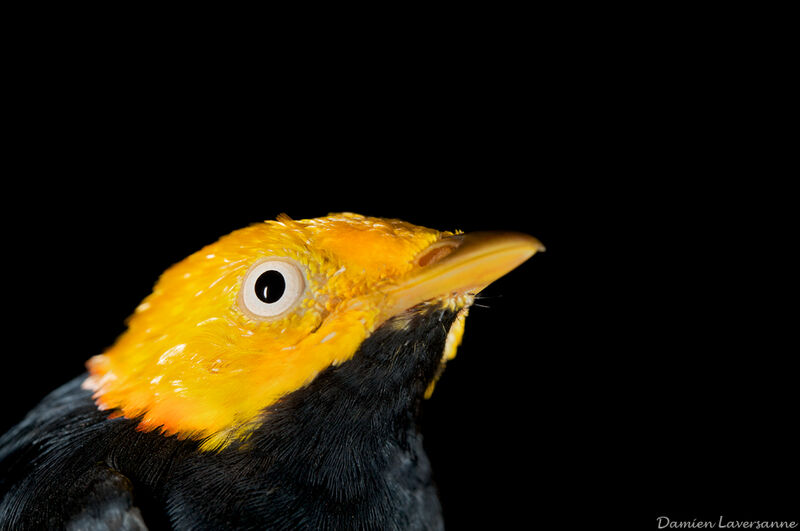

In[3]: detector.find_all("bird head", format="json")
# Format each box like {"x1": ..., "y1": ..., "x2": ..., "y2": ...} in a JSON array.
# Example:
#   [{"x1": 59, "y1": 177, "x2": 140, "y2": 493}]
[{"x1": 84, "y1": 213, "x2": 543, "y2": 450}]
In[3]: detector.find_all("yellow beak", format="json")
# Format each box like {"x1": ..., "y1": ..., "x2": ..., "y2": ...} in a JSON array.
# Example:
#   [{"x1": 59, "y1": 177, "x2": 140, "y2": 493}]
[{"x1": 380, "y1": 231, "x2": 545, "y2": 320}]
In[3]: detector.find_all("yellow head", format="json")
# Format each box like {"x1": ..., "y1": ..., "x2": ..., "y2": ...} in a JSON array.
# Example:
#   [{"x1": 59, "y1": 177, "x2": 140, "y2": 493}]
[{"x1": 84, "y1": 213, "x2": 542, "y2": 450}]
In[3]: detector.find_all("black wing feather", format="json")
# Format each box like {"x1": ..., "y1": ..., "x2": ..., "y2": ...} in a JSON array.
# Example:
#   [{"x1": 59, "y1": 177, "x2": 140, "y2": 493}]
[{"x1": 0, "y1": 377, "x2": 152, "y2": 530}]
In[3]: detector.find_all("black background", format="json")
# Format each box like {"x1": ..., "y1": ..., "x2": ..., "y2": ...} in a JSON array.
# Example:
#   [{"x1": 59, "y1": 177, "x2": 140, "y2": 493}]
[{"x1": 2, "y1": 12, "x2": 797, "y2": 529}]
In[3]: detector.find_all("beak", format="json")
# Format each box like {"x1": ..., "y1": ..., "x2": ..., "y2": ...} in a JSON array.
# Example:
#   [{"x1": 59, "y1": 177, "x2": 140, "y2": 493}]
[{"x1": 380, "y1": 231, "x2": 545, "y2": 319}]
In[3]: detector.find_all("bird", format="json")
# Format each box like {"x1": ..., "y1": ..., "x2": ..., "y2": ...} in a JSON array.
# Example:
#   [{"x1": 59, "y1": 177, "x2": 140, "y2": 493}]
[{"x1": 0, "y1": 212, "x2": 543, "y2": 530}]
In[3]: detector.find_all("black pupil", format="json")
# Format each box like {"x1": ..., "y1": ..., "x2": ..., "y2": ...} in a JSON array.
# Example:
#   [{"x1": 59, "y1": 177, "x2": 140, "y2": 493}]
[{"x1": 255, "y1": 270, "x2": 286, "y2": 304}]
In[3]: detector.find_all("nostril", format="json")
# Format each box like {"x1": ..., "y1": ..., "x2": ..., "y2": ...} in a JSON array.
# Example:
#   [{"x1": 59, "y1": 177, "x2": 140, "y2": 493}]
[{"x1": 415, "y1": 237, "x2": 463, "y2": 268}]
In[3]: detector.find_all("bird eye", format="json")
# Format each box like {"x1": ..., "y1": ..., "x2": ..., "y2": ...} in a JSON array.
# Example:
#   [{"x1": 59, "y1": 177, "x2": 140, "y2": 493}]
[{"x1": 238, "y1": 259, "x2": 306, "y2": 319}]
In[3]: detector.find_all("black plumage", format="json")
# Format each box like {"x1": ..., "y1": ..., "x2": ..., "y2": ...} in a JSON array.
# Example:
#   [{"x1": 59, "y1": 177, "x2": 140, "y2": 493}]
[{"x1": 0, "y1": 305, "x2": 458, "y2": 530}]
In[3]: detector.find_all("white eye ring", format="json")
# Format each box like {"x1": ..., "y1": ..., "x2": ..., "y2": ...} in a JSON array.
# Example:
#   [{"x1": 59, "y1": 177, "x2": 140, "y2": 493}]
[{"x1": 238, "y1": 258, "x2": 306, "y2": 320}]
